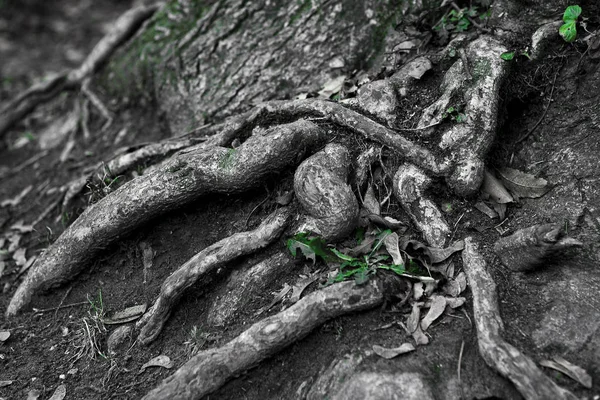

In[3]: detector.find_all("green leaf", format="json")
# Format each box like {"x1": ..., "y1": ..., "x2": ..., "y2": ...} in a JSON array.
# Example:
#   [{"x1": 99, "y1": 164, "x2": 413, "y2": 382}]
[
  {"x1": 331, "y1": 248, "x2": 355, "y2": 262},
  {"x1": 559, "y1": 21, "x2": 577, "y2": 43},
  {"x1": 500, "y1": 51, "x2": 515, "y2": 61},
  {"x1": 286, "y1": 233, "x2": 333, "y2": 263},
  {"x1": 563, "y1": 5, "x2": 581, "y2": 22}
]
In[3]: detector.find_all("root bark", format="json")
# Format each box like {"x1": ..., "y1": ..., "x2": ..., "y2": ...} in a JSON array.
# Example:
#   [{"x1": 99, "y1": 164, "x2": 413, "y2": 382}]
[
  {"x1": 462, "y1": 237, "x2": 577, "y2": 400},
  {"x1": 7, "y1": 120, "x2": 325, "y2": 316},
  {"x1": 143, "y1": 278, "x2": 392, "y2": 400},
  {"x1": 136, "y1": 208, "x2": 291, "y2": 345},
  {"x1": 0, "y1": 3, "x2": 161, "y2": 137}
]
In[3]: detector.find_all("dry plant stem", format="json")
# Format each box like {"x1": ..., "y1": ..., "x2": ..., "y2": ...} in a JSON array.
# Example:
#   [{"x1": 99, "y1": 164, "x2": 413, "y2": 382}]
[
  {"x1": 143, "y1": 279, "x2": 388, "y2": 400},
  {"x1": 0, "y1": 3, "x2": 161, "y2": 137},
  {"x1": 7, "y1": 120, "x2": 325, "y2": 317},
  {"x1": 462, "y1": 237, "x2": 577, "y2": 400},
  {"x1": 137, "y1": 207, "x2": 292, "y2": 345}
]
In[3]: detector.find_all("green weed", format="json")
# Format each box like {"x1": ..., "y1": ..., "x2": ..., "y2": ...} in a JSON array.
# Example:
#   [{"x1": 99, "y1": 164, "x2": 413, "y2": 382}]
[
  {"x1": 72, "y1": 289, "x2": 108, "y2": 361},
  {"x1": 560, "y1": 5, "x2": 582, "y2": 43},
  {"x1": 442, "y1": 106, "x2": 466, "y2": 123},
  {"x1": 286, "y1": 229, "x2": 430, "y2": 286}
]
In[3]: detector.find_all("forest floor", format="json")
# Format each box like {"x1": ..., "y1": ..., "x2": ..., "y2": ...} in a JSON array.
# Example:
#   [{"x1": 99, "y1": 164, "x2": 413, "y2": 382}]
[{"x1": 0, "y1": 1, "x2": 599, "y2": 399}]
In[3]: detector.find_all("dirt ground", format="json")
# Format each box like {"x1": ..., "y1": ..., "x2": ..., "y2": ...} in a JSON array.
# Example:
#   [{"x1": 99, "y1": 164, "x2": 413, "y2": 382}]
[{"x1": 0, "y1": 1, "x2": 599, "y2": 399}]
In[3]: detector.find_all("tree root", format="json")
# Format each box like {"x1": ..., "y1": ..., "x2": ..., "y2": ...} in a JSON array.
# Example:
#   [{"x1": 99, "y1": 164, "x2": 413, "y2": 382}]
[
  {"x1": 393, "y1": 164, "x2": 450, "y2": 247},
  {"x1": 462, "y1": 237, "x2": 577, "y2": 400},
  {"x1": 294, "y1": 143, "x2": 359, "y2": 242},
  {"x1": 0, "y1": 2, "x2": 161, "y2": 138},
  {"x1": 6, "y1": 119, "x2": 325, "y2": 317},
  {"x1": 142, "y1": 277, "x2": 403, "y2": 400},
  {"x1": 136, "y1": 208, "x2": 291, "y2": 345}
]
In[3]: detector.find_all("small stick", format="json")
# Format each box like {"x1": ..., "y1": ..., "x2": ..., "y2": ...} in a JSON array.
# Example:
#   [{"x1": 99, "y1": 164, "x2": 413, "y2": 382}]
[
  {"x1": 457, "y1": 340, "x2": 465, "y2": 383},
  {"x1": 54, "y1": 287, "x2": 73, "y2": 320},
  {"x1": 33, "y1": 300, "x2": 88, "y2": 314}
]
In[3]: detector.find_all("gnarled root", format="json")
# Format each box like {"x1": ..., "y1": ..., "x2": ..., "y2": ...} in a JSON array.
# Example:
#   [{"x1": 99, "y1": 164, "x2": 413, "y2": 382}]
[
  {"x1": 393, "y1": 164, "x2": 450, "y2": 247},
  {"x1": 493, "y1": 223, "x2": 582, "y2": 272},
  {"x1": 6, "y1": 119, "x2": 325, "y2": 317},
  {"x1": 462, "y1": 237, "x2": 577, "y2": 400},
  {"x1": 143, "y1": 277, "x2": 404, "y2": 400},
  {"x1": 0, "y1": 2, "x2": 161, "y2": 137},
  {"x1": 418, "y1": 36, "x2": 508, "y2": 196},
  {"x1": 294, "y1": 143, "x2": 359, "y2": 241},
  {"x1": 136, "y1": 208, "x2": 291, "y2": 345}
]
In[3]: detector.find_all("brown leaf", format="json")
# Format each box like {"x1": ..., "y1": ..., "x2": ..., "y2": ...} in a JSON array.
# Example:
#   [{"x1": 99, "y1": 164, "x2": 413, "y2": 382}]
[
  {"x1": 104, "y1": 304, "x2": 147, "y2": 325},
  {"x1": 362, "y1": 185, "x2": 380, "y2": 215},
  {"x1": 140, "y1": 355, "x2": 173, "y2": 373},
  {"x1": 482, "y1": 169, "x2": 513, "y2": 204},
  {"x1": 497, "y1": 167, "x2": 550, "y2": 199},
  {"x1": 48, "y1": 384, "x2": 66, "y2": 400},
  {"x1": 428, "y1": 240, "x2": 464, "y2": 264},
  {"x1": 372, "y1": 343, "x2": 416, "y2": 359},
  {"x1": 0, "y1": 331, "x2": 9, "y2": 342},
  {"x1": 540, "y1": 357, "x2": 592, "y2": 388},
  {"x1": 420, "y1": 296, "x2": 446, "y2": 331},
  {"x1": 382, "y1": 232, "x2": 403, "y2": 266},
  {"x1": 474, "y1": 201, "x2": 498, "y2": 219}
]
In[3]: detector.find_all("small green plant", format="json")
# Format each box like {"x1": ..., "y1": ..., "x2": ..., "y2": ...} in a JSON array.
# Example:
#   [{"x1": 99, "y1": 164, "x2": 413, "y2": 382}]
[
  {"x1": 500, "y1": 49, "x2": 531, "y2": 61},
  {"x1": 442, "y1": 106, "x2": 466, "y2": 123},
  {"x1": 560, "y1": 5, "x2": 582, "y2": 43},
  {"x1": 286, "y1": 229, "x2": 430, "y2": 285},
  {"x1": 183, "y1": 326, "x2": 218, "y2": 357},
  {"x1": 434, "y1": 6, "x2": 489, "y2": 35},
  {"x1": 72, "y1": 289, "x2": 108, "y2": 361}
]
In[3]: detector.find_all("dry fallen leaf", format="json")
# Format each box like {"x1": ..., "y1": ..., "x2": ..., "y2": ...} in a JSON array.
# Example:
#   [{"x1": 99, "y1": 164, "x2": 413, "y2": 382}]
[
  {"x1": 0, "y1": 331, "x2": 11, "y2": 342},
  {"x1": 372, "y1": 343, "x2": 416, "y2": 359},
  {"x1": 428, "y1": 240, "x2": 464, "y2": 264},
  {"x1": 482, "y1": 169, "x2": 513, "y2": 204},
  {"x1": 140, "y1": 355, "x2": 173, "y2": 373},
  {"x1": 540, "y1": 357, "x2": 592, "y2": 388},
  {"x1": 12, "y1": 248, "x2": 27, "y2": 266},
  {"x1": 318, "y1": 75, "x2": 346, "y2": 98},
  {"x1": 382, "y1": 232, "x2": 403, "y2": 266},
  {"x1": 0, "y1": 380, "x2": 13, "y2": 387},
  {"x1": 103, "y1": 304, "x2": 147, "y2": 325},
  {"x1": 420, "y1": 296, "x2": 446, "y2": 331},
  {"x1": 362, "y1": 185, "x2": 380, "y2": 216},
  {"x1": 48, "y1": 384, "x2": 66, "y2": 400},
  {"x1": 474, "y1": 201, "x2": 498, "y2": 219},
  {"x1": 497, "y1": 167, "x2": 550, "y2": 199},
  {"x1": 289, "y1": 273, "x2": 319, "y2": 304}
]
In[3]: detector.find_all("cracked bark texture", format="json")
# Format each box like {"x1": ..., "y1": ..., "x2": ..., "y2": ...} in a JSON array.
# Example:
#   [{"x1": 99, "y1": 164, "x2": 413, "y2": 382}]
[{"x1": 103, "y1": 0, "x2": 427, "y2": 133}]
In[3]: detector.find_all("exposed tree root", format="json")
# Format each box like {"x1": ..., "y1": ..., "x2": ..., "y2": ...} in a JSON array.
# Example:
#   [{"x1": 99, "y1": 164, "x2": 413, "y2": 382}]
[
  {"x1": 143, "y1": 277, "x2": 405, "y2": 400},
  {"x1": 393, "y1": 164, "x2": 450, "y2": 247},
  {"x1": 493, "y1": 223, "x2": 582, "y2": 272},
  {"x1": 294, "y1": 143, "x2": 359, "y2": 242},
  {"x1": 462, "y1": 237, "x2": 577, "y2": 400},
  {"x1": 136, "y1": 208, "x2": 291, "y2": 345},
  {"x1": 6, "y1": 120, "x2": 325, "y2": 317},
  {"x1": 0, "y1": 2, "x2": 161, "y2": 138}
]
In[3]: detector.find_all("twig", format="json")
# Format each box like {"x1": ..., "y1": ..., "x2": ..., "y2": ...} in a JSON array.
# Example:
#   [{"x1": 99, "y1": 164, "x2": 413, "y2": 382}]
[
  {"x1": 244, "y1": 195, "x2": 270, "y2": 228},
  {"x1": 54, "y1": 287, "x2": 73, "y2": 321},
  {"x1": 457, "y1": 340, "x2": 465, "y2": 383},
  {"x1": 33, "y1": 300, "x2": 87, "y2": 314},
  {"x1": 515, "y1": 65, "x2": 561, "y2": 144}
]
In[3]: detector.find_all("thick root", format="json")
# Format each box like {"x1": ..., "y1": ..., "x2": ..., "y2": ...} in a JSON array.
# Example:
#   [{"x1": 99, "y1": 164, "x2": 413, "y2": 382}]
[
  {"x1": 294, "y1": 143, "x2": 359, "y2": 241},
  {"x1": 143, "y1": 278, "x2": 394, "y2": 400},
  {"x1": 6, "y1": 120, "x2": 325, "y2": 317},
  {"x1": 136, "y1": 208, "x2": 291, "y2": 345},
  {"x1": 393, "y1": 164, "x2": 450, "y2": 247},
  {"x1": 0, "y1": 3, "x2": 161, "y2": 137},
  {"x1": 493, "y1": 223, "x2": 582, "y2": 272},
  {"x1": 462, "y1": 237, "x2": 577, "y2": 400},
  {"x1": 417, "y1": 36, "x2": 508, "y2": 196}
]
